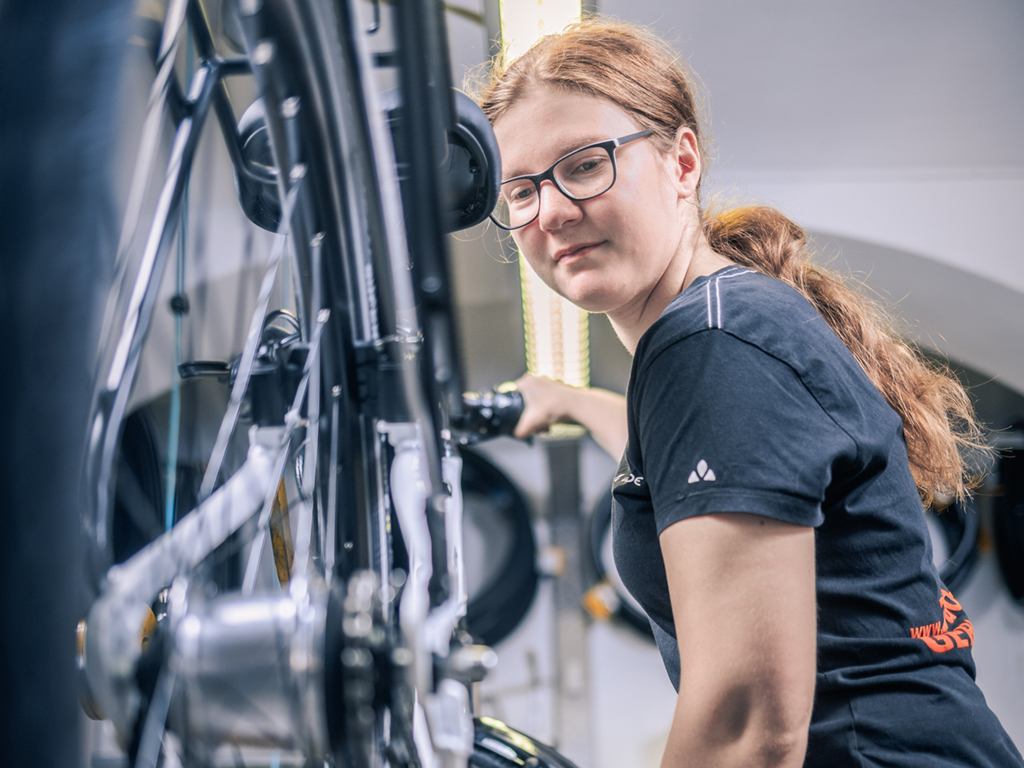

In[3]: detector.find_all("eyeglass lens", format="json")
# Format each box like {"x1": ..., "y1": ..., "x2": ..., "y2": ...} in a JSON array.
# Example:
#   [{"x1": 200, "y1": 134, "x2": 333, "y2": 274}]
[{"x1": 492, "y1": 144, "x2": 615, "y2": 230}]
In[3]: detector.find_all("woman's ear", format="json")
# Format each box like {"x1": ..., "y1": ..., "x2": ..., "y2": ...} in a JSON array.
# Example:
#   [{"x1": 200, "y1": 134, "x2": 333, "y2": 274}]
[{"x1": 667, "y1": 126, "x2": 702, "y2": 199}]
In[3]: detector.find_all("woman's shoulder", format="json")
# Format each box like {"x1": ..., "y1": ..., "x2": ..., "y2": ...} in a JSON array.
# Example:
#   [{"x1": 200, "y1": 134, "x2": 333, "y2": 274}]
[
  {"x1": 637, "y1": 267, "x2": 897, "y2": 433},
  {"x1": 640, "y1": 267, "x2": 823, "y2": 362},
  {"x1": 633, "y1": 267, "x2": 901, "y2": 451}
]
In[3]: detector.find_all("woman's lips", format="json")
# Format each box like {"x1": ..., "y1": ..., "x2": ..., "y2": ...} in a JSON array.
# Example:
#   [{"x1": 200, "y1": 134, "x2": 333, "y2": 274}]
[{"x1": 554, "y1": 241, "x2": 604, "y2": 264}]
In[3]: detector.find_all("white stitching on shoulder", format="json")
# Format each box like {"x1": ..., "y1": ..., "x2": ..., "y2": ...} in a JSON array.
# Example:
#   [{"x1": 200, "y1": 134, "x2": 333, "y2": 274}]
[
  {"x1": 716, "y1": 267, "x2": 743, "y2": 279},
  {"x1": 705, "y1": 280, "x2": 713, "y2": 328},
  {"x1": 712, "y1": 269, "x2": 754, "y2": 330},
  {"x1": 715, "y1": 276, "x2": 722, "y2": 328}
]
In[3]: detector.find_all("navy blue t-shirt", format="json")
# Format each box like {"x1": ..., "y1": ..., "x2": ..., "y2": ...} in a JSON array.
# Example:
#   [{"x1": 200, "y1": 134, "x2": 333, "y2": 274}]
[{"x1": 612, "y1": 267, "x2": 1022, "y2": 767}]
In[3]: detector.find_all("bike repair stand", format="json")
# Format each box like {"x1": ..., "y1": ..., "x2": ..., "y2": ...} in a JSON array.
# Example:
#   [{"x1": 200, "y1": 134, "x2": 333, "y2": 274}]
[{"x1": 544, "y1": 426, "x2": 594, "y2": 766}]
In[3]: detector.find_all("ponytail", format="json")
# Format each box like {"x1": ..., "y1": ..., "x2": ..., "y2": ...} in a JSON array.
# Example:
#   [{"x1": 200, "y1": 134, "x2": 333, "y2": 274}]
[{"x1": 704, "y1": 205, "x2": 986, "y2": 504}]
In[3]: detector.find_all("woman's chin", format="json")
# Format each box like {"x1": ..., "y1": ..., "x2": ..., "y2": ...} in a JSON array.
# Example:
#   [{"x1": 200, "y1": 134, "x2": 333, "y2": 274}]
[
  {"x1": 541, "y1": 268, "x2": 624, "y2": 313},
  {"x1": 561, "y1": 285, "x2": 621, "y2": 314}
]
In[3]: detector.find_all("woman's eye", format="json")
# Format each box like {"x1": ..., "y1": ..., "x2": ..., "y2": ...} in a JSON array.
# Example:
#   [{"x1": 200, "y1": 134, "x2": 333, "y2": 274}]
[
  {"x1": 566, "y1": 155, "x2": 607, "y2": 177},
  {"x1": 509, "y1": 184, "x2": 535, "y2": 205}
]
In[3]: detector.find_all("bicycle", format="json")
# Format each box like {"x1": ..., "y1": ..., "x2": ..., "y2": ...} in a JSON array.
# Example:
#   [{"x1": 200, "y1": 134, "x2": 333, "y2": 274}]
[{"x1": 0, "y1": 1, "x2": 575, "y2": 766}]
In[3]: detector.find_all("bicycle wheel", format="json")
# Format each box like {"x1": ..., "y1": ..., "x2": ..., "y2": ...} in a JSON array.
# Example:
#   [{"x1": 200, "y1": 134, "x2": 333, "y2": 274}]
[
  {"x1": 62, "y1": 0, "x2": 440, "y2": 764},
  {"x1": 4, "y1": 0, "x2": 507, "y2": 763}
]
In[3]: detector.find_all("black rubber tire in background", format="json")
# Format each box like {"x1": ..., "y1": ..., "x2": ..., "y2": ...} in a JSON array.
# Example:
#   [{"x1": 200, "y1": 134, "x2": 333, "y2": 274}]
[
  {"x1": 388, "y1": 447, "x2": 537, "y2": 647},
  {"x1": 0, "y1": 0, "x2": 133, "y2": 765},
  {"x1": 462, "y1": 448, "x2": 538, "y2": 647},
  {"x1": 586, "y1": 487, "x2": 655, "y2": 640},
  {"x1": 993, "y1": 432, "x2": 1024, "y2": 604},
  {"x1": 930, "y1": 498, "x2": 979, "y2": 594}
]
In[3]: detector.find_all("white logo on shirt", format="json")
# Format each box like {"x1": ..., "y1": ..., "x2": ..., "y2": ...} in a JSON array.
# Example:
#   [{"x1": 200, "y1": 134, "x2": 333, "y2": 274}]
[{"x1": 687, "y1": 459, "x2": 717, "y2": 484}]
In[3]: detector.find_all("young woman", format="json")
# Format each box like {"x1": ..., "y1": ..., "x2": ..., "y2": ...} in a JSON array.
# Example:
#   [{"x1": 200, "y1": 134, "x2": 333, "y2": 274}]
[{"x1": 476, "y1": 19, "x2": 1022, "y2": 768}]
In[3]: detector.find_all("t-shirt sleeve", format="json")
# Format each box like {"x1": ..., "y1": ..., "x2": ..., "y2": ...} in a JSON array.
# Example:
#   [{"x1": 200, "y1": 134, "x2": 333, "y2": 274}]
[{"x1": 633, "y1": 329, "x2": 857, "y2": 534}]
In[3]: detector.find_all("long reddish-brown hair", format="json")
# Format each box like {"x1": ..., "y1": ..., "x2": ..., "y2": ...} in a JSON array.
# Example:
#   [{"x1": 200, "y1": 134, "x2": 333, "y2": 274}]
[{"x1": 477, "y1": 19, "x2": 986, "y2": 503}]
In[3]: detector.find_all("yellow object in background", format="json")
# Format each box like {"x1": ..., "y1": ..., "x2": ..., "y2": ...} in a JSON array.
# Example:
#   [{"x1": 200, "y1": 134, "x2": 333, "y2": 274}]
[{"x1": 269, "y1": 479, "x2": 294, "y2": 587}]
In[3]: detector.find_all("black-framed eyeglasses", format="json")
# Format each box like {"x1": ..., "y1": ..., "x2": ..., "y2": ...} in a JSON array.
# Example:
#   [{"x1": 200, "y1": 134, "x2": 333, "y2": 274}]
[{"x1": 490, "y1": 129, "x2": 654, "y2": 231}]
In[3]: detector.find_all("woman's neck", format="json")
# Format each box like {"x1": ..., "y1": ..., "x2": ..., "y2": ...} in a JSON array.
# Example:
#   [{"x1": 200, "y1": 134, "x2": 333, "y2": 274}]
[{"x1": 608, "y1": 235, "x2": 733, "y2": 354}]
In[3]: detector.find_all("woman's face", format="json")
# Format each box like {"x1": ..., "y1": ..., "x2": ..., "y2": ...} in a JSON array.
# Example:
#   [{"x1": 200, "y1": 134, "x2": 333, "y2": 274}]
[{"x1": 493, "y1": 84, "x2": 694, "y2": 316}]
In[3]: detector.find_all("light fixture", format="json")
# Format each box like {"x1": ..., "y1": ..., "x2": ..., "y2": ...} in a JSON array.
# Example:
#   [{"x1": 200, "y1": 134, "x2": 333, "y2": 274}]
[
  {"x1": 498, "y1": 0, "x2": 590, "y2": 392},
  {"x1": 499, "y1": 0, "x2": 583, "y2": 61}
]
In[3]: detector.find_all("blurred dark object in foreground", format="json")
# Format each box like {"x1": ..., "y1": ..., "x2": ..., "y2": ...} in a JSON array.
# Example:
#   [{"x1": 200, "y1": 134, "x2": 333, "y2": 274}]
[{"x1": 0, "y1": 0, "x2": 131, "y2": 764}]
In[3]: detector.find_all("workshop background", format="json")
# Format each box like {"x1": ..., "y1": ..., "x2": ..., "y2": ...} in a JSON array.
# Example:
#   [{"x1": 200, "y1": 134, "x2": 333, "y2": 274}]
[{"x1": 441, "y1": 1, "x2": 1024, "y2": 766}]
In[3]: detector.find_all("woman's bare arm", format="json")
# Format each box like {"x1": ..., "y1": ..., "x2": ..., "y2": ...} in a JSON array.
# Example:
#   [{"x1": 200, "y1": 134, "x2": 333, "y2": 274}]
[
  {"x1": 659, "y1": 512, "x2": 817, "y2": 768},
  {"x1": 512, "y1": 373, "x2": 628, "y2": 458}
]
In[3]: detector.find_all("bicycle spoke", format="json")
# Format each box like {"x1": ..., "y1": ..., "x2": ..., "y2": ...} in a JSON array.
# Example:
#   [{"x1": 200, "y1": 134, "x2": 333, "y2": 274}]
[
  {"x1": 197, "y1": 181, "x2": 302, "y2": 501},
  {"x1": 301, "y1": 234, "x2": 325, "y2": 502},
  {"x1": 292, "y1": 312, "x2": 329, "y2": 580},
  {"x1": 93, "y1": 56, "x2": 226, "y2": 547},
  {"x1": 103, "y1": 431, "x2": 282, "y2": 606},
  {"x1": 240, "y1": 438, "x2": 295, "y2": 595},
  {"x1": 102, "y1": 0, "x2": 188, "y2": 332},
  {"x1": 134, "y1": 666, "x2": 177, "y2": 768},
  {"x1": 325, "y1": 387, "x2": 340, "y2": 585},
  {"x1": 239, "y1": 307, "x2": 329, "y2": 593}
]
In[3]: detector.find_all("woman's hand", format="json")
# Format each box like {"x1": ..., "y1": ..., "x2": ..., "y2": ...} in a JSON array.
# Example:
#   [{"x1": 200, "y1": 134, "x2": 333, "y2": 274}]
[
  {"x1": 511, "y1": 373, "x2": 572, "y2": 439},
  {"x1": 512, "y1": 373, "x2": 628, "y2": 458}
]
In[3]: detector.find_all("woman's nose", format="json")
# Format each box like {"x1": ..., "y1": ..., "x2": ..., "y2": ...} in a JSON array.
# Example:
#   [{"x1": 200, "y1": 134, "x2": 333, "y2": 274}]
[{"x1": 536, "y1": 180, "x2": 583, "y2": 233}]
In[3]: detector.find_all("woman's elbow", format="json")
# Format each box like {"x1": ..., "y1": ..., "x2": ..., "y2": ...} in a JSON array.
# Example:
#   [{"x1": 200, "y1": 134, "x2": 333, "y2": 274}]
[
  {"x1": 665, "y1": 678, "x2": 812, "y2": 768},
  {"x1": 759, "y1": 723, "x2": 810, "y2": 768},
  {"x1": 707, "y1": 681, "x2": 813, "y2": 767},
  {"x1": 755, "y1": 687, "x2": 813, "y2": 767}
]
